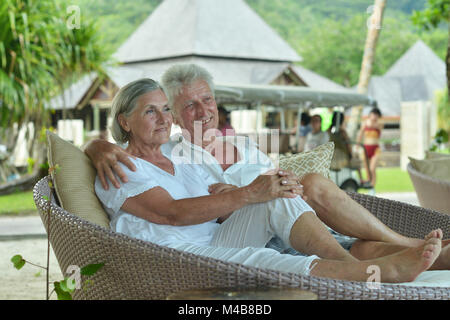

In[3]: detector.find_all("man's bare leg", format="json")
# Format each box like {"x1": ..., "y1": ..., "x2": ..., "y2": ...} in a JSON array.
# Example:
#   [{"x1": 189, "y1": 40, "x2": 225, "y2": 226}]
[
  {"x1": 310, "y1": 231, "x2": 442, "y2": 283},
  {"x1": 289, "y1": 212, "x2": 358, "y2": 262},
  {"x1": 350, "y1": 232, "x2": 450, "y2": 270},
  {"x1": 301, "y1": 173, "x2": 423, "y2": 247}
]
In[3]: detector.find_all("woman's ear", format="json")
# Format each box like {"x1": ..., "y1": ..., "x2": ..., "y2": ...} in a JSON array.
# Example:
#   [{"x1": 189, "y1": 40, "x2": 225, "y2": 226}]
[{"x1": 118, "y1": 114, "x2": 130, "y2": 133}]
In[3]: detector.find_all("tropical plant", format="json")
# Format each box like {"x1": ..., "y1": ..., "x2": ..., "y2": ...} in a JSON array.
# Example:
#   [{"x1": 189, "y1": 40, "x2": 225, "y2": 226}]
[
  {"x1": 435, "y1": 88, "x2": 450, "y2": 136},
  {"x1": 412, "y1": 0, "x2": 450, "y2": 99},
  {"x1": 10, "y1": 164, "x2": 104, "y2": 300},
  {"x1": 0, "y1": 0, "x2": 109, "y2": 183}
]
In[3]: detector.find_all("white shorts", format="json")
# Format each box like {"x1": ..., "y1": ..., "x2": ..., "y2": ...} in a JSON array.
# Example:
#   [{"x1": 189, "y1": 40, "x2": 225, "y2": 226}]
[{"x1": 171, "y1": 196, "x2": 320, "y2": 276}]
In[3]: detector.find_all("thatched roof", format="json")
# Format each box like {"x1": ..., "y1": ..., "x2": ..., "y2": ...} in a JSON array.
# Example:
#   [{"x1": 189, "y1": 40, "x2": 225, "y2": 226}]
[
  {"x1": 107, "y1": 56, "x2": 290, "y2": 87},
  {"x1": 291, "y1": 65, "x2": 352, "y2": 92},
  {"x1": 114, "y1": 0, "x2": 301, "y2": 63},
  {"x1": 47, "y1": 73, "x2": 97, "y2": 110},
  {"x1": 366, "y1": 40, "x2": 446, "y2": 116}
]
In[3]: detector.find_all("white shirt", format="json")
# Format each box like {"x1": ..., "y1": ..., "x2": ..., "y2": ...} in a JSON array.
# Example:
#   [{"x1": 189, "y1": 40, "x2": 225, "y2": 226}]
[
  {"x1": 304, "y1": 131, "x2": 329, "y2": 152},
  {"x1": 166, "y1": 134, "x2": 275, "y2": 187},
  {"x1": 95, "y1": 157, "x2": 220, "y2": 247}
]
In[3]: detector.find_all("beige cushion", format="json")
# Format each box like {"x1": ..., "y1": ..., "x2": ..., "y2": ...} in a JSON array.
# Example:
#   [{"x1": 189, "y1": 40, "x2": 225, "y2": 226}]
[
  {"x1": 409, "y1": 156, "x2": 450, "y2": 182},
  {"x1": 279, "y1": 142, "x2": 334, "y2": 180},
  {"x1": 46, "y1": 130, "x2": 110, "y2": 228},
  {"x1": 425, "y1": 151, "x2": 450, "y2": 160}
]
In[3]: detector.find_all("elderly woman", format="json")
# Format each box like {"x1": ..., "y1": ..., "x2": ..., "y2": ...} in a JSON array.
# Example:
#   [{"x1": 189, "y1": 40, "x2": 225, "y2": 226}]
[{"x1": 95, "y1": 78, "x2": 442, "y2": 283}]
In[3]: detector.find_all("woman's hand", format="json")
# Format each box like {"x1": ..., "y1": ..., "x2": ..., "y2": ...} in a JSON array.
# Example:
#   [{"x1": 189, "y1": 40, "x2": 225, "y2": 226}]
[
  {"x1": 243, "y1": 168, "x2": 305, "y2": 204},
  {"x1": 83, "y1": 139, "x2": 136, "y2": 190},
  {"x1": 208, "y1": 183, "x2": 238, "y2": 223}
]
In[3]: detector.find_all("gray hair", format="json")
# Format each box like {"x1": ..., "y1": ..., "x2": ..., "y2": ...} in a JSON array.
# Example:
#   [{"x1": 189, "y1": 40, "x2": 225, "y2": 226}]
[
  {"x1": 161, "y1": 64, "x2": 215, "y2": 111},
  {"x1": 110, "y1": 78, "x2": 162, "y2": 143}
]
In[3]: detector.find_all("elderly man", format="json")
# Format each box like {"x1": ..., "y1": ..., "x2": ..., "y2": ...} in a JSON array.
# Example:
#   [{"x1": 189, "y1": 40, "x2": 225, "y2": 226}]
[{"x1": 85, "y1": 64, "x2": 449, "y2": 266}]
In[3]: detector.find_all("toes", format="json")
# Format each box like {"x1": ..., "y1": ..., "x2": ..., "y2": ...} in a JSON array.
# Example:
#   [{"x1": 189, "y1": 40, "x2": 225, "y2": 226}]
[{"x1": 425, "y1": 229, "x2": 443, "y2": 241}]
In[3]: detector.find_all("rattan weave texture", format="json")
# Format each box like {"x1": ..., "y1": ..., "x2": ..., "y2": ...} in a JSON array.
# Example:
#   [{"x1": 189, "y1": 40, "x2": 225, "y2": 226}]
[{"x1": 33, "y1": 176, "x2": 450, "y2": 300}]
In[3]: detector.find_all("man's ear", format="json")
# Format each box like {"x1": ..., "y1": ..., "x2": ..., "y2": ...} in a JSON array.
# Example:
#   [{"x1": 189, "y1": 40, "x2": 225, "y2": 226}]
[{"x1": 118, "y1": 114, "x2": 130, "y2": 132}]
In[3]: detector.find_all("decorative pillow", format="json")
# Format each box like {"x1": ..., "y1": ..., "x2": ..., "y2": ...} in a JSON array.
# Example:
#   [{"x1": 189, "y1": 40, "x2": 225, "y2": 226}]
[
  {"x1": 279, "y1": 142, "x2": 334, "y2": 180},
  {"x1": 46, "y1": 130, "x2": 110, "y2": 228},
  {"x1": 425, "y1": 151, "x2": 450, "y2": 160},
  {"x1": 409, "y1": 156, "x2": 450, "y2": 182}
]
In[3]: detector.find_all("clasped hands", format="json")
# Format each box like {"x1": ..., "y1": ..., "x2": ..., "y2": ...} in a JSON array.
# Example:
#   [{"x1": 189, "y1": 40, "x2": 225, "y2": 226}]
[{"x1": 208, "y1": 168, "x2": 306, "y2": 202}]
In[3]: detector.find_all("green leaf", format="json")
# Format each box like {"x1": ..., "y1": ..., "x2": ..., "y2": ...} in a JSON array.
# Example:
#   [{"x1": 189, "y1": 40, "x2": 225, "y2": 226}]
[
  {"x1": 53, "y1": 281, "x2": 72, "y2": 300},
  {"x1": 11, "y1": 254, "x2": 26, "y2": 270},
  {"x1": 59, "y1": 278, "x2": 76, "y2": 293},
  {"x1": 80, "y1": 263, "x2": 104, "y2": 276}
]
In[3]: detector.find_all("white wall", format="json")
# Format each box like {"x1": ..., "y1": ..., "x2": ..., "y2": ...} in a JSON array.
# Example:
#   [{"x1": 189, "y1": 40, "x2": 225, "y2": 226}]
[{"x1": 400, "y1": 101, "x2": 437, "y2": 170}]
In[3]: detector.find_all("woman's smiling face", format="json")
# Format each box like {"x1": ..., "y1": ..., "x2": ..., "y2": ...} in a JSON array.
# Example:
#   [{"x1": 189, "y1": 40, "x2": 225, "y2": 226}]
[{"x1": 119, "y1": 89, "x2": 173, "y2": 147}]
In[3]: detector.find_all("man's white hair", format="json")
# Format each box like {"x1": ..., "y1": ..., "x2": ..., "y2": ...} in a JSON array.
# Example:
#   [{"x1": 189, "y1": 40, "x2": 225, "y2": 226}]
[{"x1": 161, "y1": 64, "x2": 215, "y2": 111}]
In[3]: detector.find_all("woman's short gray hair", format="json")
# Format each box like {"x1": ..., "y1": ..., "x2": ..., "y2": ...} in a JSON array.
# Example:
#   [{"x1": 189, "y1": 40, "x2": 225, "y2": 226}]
[
  {"x1": 110, "y1": 78, "x2": 162, "y2": 143},
  {"x1": 161, "y1": 64, "x2": 215, "y2": 111}
]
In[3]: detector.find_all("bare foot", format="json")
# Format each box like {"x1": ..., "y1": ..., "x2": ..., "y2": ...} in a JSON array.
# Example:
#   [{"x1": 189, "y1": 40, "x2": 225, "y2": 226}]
[
  {"x1": 310, "y1": 230, "x2": 443, "y2": 283},
  {"x1": 380, "y1": 230, "x2": 442, "y2": 283},
  {"x1": 431, "y1": 237, "x2": 450, "y2": 270}
]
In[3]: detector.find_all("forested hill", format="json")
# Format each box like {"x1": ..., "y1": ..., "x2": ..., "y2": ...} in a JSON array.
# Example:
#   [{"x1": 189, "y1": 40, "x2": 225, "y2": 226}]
[{"x1": 68, "y1": 0, "x2": 447, "y2": 87}]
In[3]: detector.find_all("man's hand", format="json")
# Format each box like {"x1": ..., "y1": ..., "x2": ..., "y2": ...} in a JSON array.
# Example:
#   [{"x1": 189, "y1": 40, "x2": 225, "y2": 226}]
[
  {"x1": 83, "y1": 139, "x2": 136, "y2": 190},
  {"x1": 276, "y1": 169, "x2": 307, "y2": 201},
  {"x1": 242, "y1": 168, "x2": 303, "y2": 204}
]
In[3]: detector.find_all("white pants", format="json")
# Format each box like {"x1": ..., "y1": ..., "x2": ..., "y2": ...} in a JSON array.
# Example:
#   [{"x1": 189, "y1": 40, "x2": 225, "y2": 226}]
[{"x1": 171, "y1": 196, "x2": 320, "y2": 276}]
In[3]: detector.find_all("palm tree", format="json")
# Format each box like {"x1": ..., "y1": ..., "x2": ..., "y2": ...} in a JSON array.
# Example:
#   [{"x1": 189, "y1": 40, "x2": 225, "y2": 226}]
[
  {"x1": 347, "y1": 0, "x2": 386, "y2": 140},
  {"x1": 0, "y1": 0, "x2": 110, "y2": 188}
]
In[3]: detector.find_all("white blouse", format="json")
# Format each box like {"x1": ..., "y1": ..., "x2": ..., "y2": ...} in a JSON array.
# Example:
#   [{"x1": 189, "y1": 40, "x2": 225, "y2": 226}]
[{"x1": 95, "y1": 157, "x2": 220, "y2": 247}]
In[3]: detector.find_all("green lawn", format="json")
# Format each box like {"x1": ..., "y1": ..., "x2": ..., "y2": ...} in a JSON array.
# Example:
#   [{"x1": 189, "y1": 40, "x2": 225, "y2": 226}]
[
  {"x1": 0, "y1": 191, "x2": 37, "y2": 216},
  {"x1": 361, "y1": 167, "x2": 414, "y2": 193}
]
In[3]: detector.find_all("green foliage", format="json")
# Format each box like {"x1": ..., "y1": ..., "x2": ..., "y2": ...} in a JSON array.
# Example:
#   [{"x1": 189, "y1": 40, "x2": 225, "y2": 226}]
[
  {"x1": 53, "y1": 280, "x2": 73, "y2": 300},
  {"x1": 245, "y1": 0, "x2": 446, "y2": 87},
  {"x1": 11, "y1": 254, "x2": 25, "y2": 270},
  {"x1": 435, "y1": 88, "x2": 450, "y2": 132},
  {"x1": 412, "y1": 0, "x2": 450, "y2": 29},
  {"x1": 81, "y1": 263, "x2": 105, "y2": 276},
  {"x1": 65, "y1": 0, "x2": 162, "y2": 52},
  {"x1": 11, "y1": 251, "x2": 105, "y2": 300},
  {"x1": 9, "y1": 163, "x2": 104, "y2": 300},
  {"x1": 0, "y1": 0, "x2": 109, "y2": 129},
  {"x1": 0, "y1": 190, "x2": 36, "y2": 216},
  {"x1": 430, "y1": 129, "x2": 450, "y2": 151},
  {"x1": 45, "y1": 0, "x2": 446, "y2": 89}
]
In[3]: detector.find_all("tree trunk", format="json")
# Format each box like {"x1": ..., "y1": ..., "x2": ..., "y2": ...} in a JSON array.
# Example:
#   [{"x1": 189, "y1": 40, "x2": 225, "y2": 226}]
[
  {"x1": 0, "y1": 168, "x2": 46, "y2": 196},
  {"x1": 447, "y1": 23, "x2": 450, "y2": 100},
  {"x1": 347, "y1": 0, "x2": 387, "y2": 140}
]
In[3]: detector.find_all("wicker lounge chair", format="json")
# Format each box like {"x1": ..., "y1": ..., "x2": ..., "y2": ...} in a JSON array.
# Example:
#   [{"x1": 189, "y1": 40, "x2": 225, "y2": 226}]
[
  {"x1": 33, "y1": 176, "x2": 450, "y2": 300},
  {"x1": 407, "y1": 163, "x2": 450, "y2": 214}
]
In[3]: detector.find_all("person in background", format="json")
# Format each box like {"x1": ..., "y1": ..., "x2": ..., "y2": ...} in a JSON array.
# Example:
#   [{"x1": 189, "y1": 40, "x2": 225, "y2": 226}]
[
  {"x1": 327, "y1": 111, "x2": 353, "y2": 166},
  {"x1": 304, "y1": 115, "x2": 329, "y2": 151},
  {"x1": 357, "y1": 107, "x2": 383, "y2": 187},
  {"x1": 218, "y1": 106, "x2": 235, "y2": 136},
  {"x1": 298, "y1": 112, "x2": 312, "y2": 137}
]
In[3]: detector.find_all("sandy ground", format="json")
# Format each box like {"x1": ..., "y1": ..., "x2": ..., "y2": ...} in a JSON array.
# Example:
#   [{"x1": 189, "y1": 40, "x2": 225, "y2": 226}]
[{"x1": 0, "y1": 239, "x2": 62, "y2": 300}]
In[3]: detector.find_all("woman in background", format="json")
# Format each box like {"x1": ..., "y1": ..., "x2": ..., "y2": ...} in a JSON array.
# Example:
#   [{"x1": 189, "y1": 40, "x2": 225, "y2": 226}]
[{"x1": 357, "y1": 107, "x2": 383, "y2": 187}]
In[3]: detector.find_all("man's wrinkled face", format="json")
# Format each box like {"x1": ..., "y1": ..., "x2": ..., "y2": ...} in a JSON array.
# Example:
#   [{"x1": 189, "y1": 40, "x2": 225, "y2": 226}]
[{"x1": 172, "y1": 79, "x2": 219, "y2": 141}]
